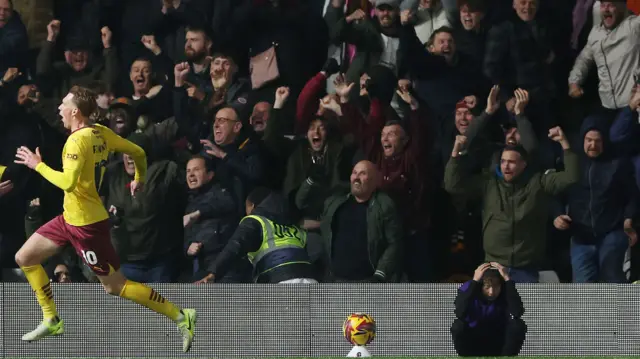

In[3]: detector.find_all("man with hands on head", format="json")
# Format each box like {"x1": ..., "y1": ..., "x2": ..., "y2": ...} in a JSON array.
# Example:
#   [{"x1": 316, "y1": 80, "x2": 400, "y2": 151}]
[{"x1": 451, "y1": 262, "x2": 527, "y2": 357}]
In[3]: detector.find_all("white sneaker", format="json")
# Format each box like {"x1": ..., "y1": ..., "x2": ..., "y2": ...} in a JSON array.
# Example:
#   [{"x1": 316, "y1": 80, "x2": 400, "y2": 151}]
[
  {"x1": 22, "y1": 318, "x2": 64, "y2": 342},
  {"x1": 177, "y1": 309, "x2": 197, "y2": 353}
]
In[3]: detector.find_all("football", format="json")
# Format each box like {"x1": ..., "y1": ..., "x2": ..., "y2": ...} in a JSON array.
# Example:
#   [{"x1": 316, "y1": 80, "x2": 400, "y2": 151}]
[{"x1": 343, "y1": 313, "x2": 376, "y2": 346}]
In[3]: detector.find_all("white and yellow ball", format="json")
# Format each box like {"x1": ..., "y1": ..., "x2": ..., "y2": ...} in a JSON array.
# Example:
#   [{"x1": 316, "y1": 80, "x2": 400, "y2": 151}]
[{"x1": 343, "y1": 313, "x2": 376, "y2": 346}]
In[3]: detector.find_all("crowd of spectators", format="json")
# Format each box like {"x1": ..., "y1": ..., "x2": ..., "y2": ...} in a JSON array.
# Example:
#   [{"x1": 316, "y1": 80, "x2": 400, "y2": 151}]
[{"x1": 1, "y1": 0, "x2": 640, "y2": 285}]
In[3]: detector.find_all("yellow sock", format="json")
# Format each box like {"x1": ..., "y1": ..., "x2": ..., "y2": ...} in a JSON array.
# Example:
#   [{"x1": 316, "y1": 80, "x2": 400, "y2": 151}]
[
  {"x1": 119, "y1": 280, "x2": 182, "y2": 322},
  {"x1": 21, "y1": 265, "x2": 59, "y2": 320}
]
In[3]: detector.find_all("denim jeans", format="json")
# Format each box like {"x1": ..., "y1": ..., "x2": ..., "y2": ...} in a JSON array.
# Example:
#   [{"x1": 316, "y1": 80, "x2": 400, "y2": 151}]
[
  {"x1": 120, "y1": 258, "x2": 177, "y2": 283},
  {"x1": 571, "y1": 229, "x2": 629, "y2": 283}
]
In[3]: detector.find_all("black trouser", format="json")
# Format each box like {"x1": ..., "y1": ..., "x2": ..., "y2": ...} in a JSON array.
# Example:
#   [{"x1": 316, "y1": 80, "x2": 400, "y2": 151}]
[{"x1": 450, "y1": 318, "x2": 527, "y2": 357}]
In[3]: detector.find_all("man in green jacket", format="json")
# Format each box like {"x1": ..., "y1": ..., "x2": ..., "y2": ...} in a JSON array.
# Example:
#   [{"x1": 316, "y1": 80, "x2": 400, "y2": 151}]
[
  {"x1": 444, "y1": 127, "x2": 580, "y2": 283},
  {"x1": 315, "y1": 160, "x2": 403, "y2": 282}
]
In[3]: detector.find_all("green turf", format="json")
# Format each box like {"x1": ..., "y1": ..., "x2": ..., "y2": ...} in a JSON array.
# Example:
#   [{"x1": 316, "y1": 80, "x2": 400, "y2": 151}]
[{"x1": 4, "y1": 355, "x2": 640, "y2": 359}]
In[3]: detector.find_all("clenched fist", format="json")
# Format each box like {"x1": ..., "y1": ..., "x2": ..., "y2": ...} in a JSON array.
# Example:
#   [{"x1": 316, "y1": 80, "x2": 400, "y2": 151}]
[
  {"x1": 47, "y1": 20, "x2": 61, "y2": 42},
  {"x1": 174, "y1": 62, "x2": 190, "y2": 87},
  {"x1": 553, "y1": 215, "x2": 571, "y2": 230},
  {"x1": 101, "y1": 27, "x2": 112, "y2": 49},
  {"x1": 141, "y1": 35, "x2": 161, "y2": 55},
  {"x1": 548, "y1": 126, "x2": 569, "y2": 149},
  {"x1": 452, "y1": 135, "x2": 467, "y2": 157}
]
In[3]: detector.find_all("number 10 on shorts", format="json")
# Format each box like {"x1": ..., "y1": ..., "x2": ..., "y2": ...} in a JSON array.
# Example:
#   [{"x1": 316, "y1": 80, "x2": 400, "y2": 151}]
[{"x1": 81, "y1": 250, "x2": 98, "y2": 265}]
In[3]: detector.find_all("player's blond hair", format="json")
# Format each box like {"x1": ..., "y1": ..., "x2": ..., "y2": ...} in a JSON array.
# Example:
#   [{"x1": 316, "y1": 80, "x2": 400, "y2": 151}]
[{"x1": 68, "y1": 85, "x2": 98, "y2": 121}]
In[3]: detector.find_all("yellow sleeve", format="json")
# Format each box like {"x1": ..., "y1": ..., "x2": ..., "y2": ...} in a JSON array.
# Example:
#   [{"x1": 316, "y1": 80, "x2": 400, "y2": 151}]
[
  {"x1": 100, "y1": 126, "x2": 147, "y2": 183},
  {"x1": 0, "y1": 165, "x2": 6, "y2": 180},
  {"x1": 36, "y1": 138, "x2": 85, "y2": 192}
]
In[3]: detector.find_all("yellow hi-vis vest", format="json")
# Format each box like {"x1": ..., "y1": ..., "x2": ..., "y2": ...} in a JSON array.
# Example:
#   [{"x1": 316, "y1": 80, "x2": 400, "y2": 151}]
[{"x1": 244, "y1": 214, "x2": 310, "y2": 280}]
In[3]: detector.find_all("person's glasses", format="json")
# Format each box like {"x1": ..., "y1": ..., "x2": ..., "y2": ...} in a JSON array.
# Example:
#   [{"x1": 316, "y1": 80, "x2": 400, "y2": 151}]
[{"x1": 214, "y1": 117, "x2": 237, "y2": 124}]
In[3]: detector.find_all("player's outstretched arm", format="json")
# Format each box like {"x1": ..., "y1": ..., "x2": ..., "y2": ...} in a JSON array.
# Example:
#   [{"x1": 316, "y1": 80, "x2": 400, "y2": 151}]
[
  {"x1": 100, "y1": 125, "x2": 147, "y2": 183},
  {"x1": 15, "y1": 145, "x2": 84, "y2": 192}
]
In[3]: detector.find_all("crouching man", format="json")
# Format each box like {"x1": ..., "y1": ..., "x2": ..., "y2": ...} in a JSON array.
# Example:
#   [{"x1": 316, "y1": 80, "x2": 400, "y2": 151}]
[
  {"x1": 195, "y1": 187, "x2": 317, "y2": 284},
  {"x1": 450, "y1": 262, "x2": 527, "y2": 356}
]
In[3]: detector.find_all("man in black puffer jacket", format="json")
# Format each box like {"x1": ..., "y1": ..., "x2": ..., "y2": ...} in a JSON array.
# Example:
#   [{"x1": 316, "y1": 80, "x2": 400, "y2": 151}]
[
  {"x1": 552, "y1": 114, "x2": 639, "y2": 283},
  {"x1": 183, "y1": 155, "x2": 251, "y2": 283}
]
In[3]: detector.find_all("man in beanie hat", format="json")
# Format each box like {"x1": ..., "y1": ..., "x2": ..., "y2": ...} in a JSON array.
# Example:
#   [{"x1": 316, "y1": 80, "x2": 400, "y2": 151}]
[
  {"x1": 569, "y1": 0, "x2": 640, "y2": 111},
  {"x1": 36, "y1": 21, "x2": 118, "y2": 103}
]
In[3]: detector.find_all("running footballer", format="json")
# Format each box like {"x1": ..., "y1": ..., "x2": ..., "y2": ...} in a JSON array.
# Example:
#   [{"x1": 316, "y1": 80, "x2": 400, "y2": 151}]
[{"x1": 14, "y1": 86, "x2": 197, "y2": 352}]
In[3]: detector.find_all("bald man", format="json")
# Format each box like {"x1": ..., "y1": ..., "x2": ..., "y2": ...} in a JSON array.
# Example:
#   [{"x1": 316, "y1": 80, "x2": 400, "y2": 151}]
[{"x1": 319, "y1": 161, "x2": 403, "y2": 283}]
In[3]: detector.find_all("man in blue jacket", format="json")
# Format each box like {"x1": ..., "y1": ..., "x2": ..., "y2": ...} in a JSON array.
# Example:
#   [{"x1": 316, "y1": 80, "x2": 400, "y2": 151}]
[
  {"x1": 450, "y1": 262, "x2": 527, "y2": 357},
  {"x1": 553, "y1": 114, "x2": 639, "y2": 283}
]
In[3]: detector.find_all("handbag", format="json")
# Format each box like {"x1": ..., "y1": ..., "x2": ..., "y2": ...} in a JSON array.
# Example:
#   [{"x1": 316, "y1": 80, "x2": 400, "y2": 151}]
[{"x1": 249, "y1": 43, "x2": 280, "y2": 90}]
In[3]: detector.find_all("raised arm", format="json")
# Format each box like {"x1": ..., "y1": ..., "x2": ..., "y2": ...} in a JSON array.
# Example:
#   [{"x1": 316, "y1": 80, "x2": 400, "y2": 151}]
[
  {"x1": 463, "y1": 85, "x2": 500, "y2": 148},
  {"x1": 444, "y1": 135, "x2": 486, "y2": 198},
  {"x1": 540, "y1": 127, "x2": 580, "y2": 195},
  {"x1": 100, "y1": 125, "x2": 147, "y2": 183}
]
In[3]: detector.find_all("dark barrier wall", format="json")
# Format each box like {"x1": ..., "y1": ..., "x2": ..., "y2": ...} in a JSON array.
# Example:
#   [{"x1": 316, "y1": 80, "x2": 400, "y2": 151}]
[{"x1": 2, "y1": 283, "x2": 640, "y2": 358}]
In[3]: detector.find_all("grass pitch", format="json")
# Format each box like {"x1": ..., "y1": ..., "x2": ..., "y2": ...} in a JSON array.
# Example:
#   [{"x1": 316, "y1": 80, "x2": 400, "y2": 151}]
[{"x1": 4, "y1": 355, "x2": 640, "y2": 359}]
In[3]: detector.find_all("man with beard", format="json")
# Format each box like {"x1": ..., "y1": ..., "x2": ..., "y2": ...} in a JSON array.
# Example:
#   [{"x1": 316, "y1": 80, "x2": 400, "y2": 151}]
[
  {"x1": 408, "y1": 26, "x2": 490, "y2": 125},
  {"x1": 552, "y1": 115, "x2": 638, "y2": 283},
  {"x1": 325, "y1": 0, "x2": 409, "y2": 100},
  {"x1": 36, "y1": 20, "x2": 118, "y2": 104},
  {"x1": 451, "y1": 262, "x2": 527, "y2": 356},
  {"x1": 320, "y1": 160, "x2": 403, "y2": 283},
  {"x1": 445, "y1": 127, "x2": 580, "y2": 283},
  {"x1": 569, "y1": 0, "x2": 640, "y2": 113},
  {"x1": 182, "y1": 25, "x2": 213, "y2": 88}
]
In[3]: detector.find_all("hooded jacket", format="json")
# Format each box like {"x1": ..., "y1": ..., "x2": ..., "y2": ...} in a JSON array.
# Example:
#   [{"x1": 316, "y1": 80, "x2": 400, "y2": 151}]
[
  {"x1": 454, "y1": 279, "x2": 524, "y2": 328},
  {"x1": 569, "y1": 12, "x2": 640, "y2": 109},
  {"x1": 206, "y1": 192, "x2": 314, "y2": 283},
  {"x1": 553, "y1": 115, "x2": 638, "y2": 241},
  {"x1": 444, "y1": 145, "x2": 580, "y2": 268}
]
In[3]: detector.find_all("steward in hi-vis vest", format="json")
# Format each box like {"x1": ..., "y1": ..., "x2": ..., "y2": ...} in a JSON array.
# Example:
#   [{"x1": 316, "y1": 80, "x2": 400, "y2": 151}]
[{"x1": 197, "y1": 187, "x2": 317, "y2": 284}]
